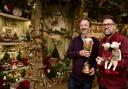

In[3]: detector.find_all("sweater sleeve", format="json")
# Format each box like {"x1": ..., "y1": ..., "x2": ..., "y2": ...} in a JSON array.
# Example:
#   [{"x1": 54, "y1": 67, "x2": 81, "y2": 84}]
[
  {"x1": 117, "y1": 37, "x2": 128, "y2": 68},
  {"x1": 66, "y1": 38, "x2": 81, "y2": 60}
]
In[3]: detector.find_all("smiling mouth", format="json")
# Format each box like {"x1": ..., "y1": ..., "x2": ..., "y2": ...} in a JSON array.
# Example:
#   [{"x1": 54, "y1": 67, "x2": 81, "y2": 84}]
[{"x1": 82, "y1": 30, "x2": 87, "y2": 33}]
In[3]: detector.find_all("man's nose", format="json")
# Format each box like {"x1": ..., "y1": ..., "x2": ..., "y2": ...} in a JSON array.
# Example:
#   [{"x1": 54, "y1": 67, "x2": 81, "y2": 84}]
[
  {"x1": 104, "y1": 25, "x2": 109, "y2": 28},
  {"x1": 103, "y1": 25, "x2": 110, "y2": 29}
]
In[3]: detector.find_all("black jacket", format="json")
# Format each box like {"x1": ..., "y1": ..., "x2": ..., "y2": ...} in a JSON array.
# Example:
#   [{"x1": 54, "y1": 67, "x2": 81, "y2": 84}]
[{"x1": 67, "y1": 34, "x2": 100, "y2": 80}]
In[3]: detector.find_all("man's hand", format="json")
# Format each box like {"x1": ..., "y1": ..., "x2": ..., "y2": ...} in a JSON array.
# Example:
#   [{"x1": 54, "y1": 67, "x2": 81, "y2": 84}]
[
  {"x1": 79, "y1": 50, "x2": 90, "y2": 57},
  {"x1": 96, "y1": 56, "x2": 104, "y2": 64},
  {"x1": 89, "y1": 67, "x2": 95, "y2": 75}
]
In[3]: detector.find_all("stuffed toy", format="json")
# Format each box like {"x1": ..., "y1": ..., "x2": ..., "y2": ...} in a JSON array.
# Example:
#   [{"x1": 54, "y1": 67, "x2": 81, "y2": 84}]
[{"x1": 96, "y1": 41, "x2": 121, "y2": 74}]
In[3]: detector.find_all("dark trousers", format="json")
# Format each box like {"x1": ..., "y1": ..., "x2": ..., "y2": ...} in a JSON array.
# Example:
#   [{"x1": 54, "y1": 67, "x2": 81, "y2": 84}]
[{"x1": 68, "y1": 74, "x2": 93, "y2": 89}]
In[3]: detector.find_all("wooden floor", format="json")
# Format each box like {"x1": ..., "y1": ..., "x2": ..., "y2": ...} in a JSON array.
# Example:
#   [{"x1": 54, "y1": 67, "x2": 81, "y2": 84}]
[
  {"x1": 51, "y1": 83, "x2": 67, "y2": 89},
  {"x1": 50, "y1": 82, "x2": 98, "y2": 89}
]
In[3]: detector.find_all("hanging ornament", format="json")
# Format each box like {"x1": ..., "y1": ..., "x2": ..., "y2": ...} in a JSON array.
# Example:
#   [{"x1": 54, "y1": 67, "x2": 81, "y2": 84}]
[{"x1": 4, "y1": 3, "x2": 14, "y2": 13}]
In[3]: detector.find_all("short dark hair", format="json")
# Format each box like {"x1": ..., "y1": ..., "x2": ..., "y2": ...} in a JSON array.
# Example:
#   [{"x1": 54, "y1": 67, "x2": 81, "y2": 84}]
[
  {"x1": 79, "y1": 17, "x2": 91, "y2": 26},
  {"x1": 102, "y1": 15, "x2": 116, "y2": 23}
]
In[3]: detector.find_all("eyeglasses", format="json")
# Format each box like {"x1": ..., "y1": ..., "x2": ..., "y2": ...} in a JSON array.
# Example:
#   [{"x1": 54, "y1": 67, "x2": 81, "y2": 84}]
[{"x1": 102, "y1": 23, "x2": 115, "y2": 27}]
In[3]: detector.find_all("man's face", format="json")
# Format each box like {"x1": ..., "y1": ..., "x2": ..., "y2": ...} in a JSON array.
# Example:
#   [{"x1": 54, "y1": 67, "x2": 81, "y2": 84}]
[
  {"x1": 80, "y1": 20, "x2": 90, "y2": 34},
  {"x1": 102, "y1": 19, "x2": 116, "y2": 36}
]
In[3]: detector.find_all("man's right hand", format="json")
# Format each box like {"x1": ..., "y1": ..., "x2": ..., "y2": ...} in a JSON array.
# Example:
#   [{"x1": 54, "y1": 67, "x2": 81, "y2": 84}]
[{"x1": 79, "y1": 50, "x2": 90, "y2": 57}]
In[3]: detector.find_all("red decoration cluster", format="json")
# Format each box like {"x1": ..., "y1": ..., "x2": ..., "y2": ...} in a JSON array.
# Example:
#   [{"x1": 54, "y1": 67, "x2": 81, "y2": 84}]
[{"x1": 16, "y1": 80, "x2": 30, "y2": 89}]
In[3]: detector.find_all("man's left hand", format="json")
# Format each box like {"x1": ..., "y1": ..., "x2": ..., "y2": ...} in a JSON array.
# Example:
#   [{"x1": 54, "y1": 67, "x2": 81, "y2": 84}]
[{"x1": 89, "y1": 67, "x2": 95, "y2": 75}]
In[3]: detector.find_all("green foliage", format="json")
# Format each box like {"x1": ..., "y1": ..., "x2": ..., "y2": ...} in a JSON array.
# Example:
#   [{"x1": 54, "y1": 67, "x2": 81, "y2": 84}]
[
  {"x1": 51, "y1": 46, "x2": 60, "y2": 60},
  {"x1": 1, "y1": 52, "x2": 10, "y2": 63},
  {"x1": 63, "y1": 55, "x2": 70, "y2": 68},
  {"x1": 17, "y1": 50, "x2": 22, "y2": 62},
  {"x1": 0, "y1": 68, "x2": 28, "y2": 83},
  {"x1": 0, "y1": 72, "x2": 7, "y2": 78},
  {"x1": 0, "y1": 72, "x2": 16, "y2": 83},
  {"x1": 47, "y1": 55, "x2": 70, "y2": 79},
  {"x1": 47, "y1": 67, "x2": 57, "y2": 79},
  {"x1": 19, "y1": 69, "x2": 27, "y2": 77},
  {"x1": 6, "y1": 75, "x2": 16, "y2": 83}
]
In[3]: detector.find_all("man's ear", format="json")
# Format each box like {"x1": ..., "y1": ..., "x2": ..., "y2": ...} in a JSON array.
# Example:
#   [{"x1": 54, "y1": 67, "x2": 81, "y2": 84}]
[{"x1": 113, "y1": 24, "x2": 117, "y2": 31}]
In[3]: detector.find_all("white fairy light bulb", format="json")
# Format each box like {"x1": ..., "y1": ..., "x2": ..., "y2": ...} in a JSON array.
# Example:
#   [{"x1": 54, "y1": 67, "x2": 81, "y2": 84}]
[{"x1": 3, "y1": 76, "x2": 6, "y2": 80}]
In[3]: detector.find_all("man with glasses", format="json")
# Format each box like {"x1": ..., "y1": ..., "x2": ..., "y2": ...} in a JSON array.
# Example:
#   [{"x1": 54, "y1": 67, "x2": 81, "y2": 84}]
[{"x1": 96, "y1": 15, "x2": 128, "y2": 89}]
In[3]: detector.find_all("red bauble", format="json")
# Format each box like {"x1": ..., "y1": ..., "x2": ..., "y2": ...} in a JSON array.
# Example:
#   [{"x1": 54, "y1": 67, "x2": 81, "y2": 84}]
[
  {"x1": 22, "y1": 57, "x2": 29, "y2": 66},
  {"x1": 4, "y1": 3, "x2": 14, "y2": 12}
]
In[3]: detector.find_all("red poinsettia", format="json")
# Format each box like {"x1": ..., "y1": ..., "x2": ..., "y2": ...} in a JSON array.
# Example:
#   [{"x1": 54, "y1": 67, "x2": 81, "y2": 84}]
[
  {"x1": 22, "y1": 57, "x2": 29, "y2": 66},
  {"x1": 16, "y1": 80, "x2": 30, "y2": 89},
  {"x1": 42, "y1": 55, "x2": 52, "y2": 76}
]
